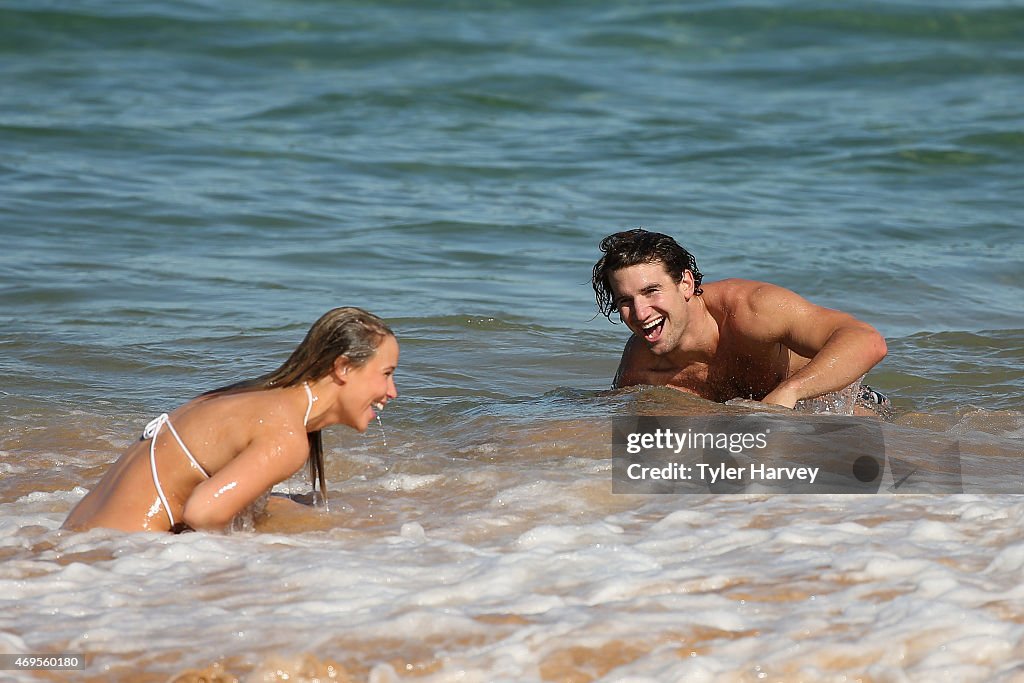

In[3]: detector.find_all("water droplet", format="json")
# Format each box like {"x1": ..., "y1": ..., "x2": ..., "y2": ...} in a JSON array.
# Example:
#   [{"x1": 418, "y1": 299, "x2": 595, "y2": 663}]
[{"x1": 375, "y1": 414, "x2": 388, "y2": 448}]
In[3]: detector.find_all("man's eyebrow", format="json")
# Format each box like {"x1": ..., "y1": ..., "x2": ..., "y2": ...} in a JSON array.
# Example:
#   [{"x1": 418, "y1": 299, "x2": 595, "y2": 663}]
[{"x1": 640, "y1": 284, "x2": 661, "y2": 294}]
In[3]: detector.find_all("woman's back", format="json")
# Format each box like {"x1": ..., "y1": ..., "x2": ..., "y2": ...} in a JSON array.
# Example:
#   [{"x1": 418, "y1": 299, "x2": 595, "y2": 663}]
[{"x1": 63, "y1": 388, "x2": 312, "y2": 532}]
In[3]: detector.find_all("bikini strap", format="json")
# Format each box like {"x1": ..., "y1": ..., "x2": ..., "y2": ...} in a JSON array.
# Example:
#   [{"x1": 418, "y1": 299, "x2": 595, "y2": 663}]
[
  {"x1": 143, "y1": 412, "x2": 211, "y2": 529},
  {"x1": 142, "y1": 414, "x2": 168, "y2": 441},
  {"x1": 145, "y1": 414, "x2": 176, "y2": 527},
  {"x1": 162, "y1": 418, "x2": 210, "y2": 477},
  {"x1": 302, "y1": 382, "x2": 315, "y2": 427}
]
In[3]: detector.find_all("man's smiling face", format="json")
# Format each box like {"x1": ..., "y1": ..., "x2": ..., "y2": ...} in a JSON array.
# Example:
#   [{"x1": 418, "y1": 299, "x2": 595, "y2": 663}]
[{"x1": 608, "y1": 261, "x2": 692, "y2": 355}]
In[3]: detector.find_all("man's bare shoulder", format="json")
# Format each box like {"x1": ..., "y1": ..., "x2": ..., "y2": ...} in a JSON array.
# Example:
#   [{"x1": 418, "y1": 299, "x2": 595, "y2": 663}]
[
  {"x1": 703, "y1": 279, "x2": 802, "y2": 316},
  {"x1": 614, "y1": 333, "x2": 654, "y2": 387},
  {"x1": 703, "y1": 278, "x2": 782, "y2": 302},
  {"x1": 701, "y1": 279, "x2": 811, "y2": 345}
]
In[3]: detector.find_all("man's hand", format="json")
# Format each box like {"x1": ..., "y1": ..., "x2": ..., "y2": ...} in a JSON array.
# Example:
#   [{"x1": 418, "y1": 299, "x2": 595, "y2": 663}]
[
  {"x1": 761, "y1": 384, "x2": 801, "y2": 409},
  {"x1": 725, "y1": 397, "x2": 793, "y2": 412}
]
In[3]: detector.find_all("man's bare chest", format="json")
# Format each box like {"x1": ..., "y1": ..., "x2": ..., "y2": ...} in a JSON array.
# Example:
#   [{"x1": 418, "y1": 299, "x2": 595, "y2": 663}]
[{"x1": 637, "y1": 345, "x2": 792, "y2": 402}]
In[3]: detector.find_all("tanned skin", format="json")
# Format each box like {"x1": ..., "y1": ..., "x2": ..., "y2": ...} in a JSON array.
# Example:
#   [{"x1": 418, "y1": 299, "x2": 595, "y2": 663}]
[{"x1": 609, "y1": 262, "x2": 887, "y2": 410}]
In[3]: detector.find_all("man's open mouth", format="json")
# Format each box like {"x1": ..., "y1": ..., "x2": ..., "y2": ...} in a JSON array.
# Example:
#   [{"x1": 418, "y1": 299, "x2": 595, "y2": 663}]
[
  {"x1": 641, "y1": 316, "x2": 665, "y2": 342},
  {"x1": 372, "y1": 401, "x2": 385, "y2": 411}
]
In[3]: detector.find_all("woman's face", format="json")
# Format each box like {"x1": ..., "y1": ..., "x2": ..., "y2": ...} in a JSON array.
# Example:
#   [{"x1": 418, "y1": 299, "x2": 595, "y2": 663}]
[{"x1": 339, "y1": 335, "x2": 399, "y2": 432}]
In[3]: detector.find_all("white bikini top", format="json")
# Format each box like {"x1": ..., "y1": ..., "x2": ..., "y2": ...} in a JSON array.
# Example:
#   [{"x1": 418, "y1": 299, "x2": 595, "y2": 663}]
[{"x1": 146, "y1": 383, "x2": 315, "y2": 529}]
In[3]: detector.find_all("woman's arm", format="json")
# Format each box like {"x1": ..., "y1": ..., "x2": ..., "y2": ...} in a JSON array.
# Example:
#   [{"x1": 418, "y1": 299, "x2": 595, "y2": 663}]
[{"x1": 181, "y1": 437, "x2": 307, "y2": 530}]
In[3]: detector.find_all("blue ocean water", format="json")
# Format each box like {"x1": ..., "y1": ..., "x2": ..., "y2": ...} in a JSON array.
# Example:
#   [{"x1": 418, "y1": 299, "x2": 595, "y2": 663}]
[{"x1": 1, "y1": 1, "x2": 1023, "y2": 680}]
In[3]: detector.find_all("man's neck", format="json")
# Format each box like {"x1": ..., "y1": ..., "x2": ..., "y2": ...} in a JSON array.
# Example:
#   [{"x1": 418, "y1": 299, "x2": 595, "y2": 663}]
[{"x1": 665, "y1": 295, "x2": 719, "y2": 366}]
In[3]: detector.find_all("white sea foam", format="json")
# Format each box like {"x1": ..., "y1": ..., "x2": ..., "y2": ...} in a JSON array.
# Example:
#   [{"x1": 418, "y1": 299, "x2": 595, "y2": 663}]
[
  {"x1": 3, "y1": 416, "x2": 1024, "y2": 682},
  {"x1": 2, "y1": 489, "x2": 1024, "y2": 681},
  {"x1": 379, "y1": 473, "x2": 444, "y2": 492}
]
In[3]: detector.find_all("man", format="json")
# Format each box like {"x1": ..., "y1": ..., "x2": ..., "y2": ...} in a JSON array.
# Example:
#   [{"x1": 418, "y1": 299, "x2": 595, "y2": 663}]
[{"x1": 592, "y1": 229, "x2": 889, "y2": 415}]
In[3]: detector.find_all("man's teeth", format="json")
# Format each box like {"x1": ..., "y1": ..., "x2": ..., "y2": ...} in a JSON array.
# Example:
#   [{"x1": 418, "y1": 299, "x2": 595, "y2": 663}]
[
  {"x1": 642, "y1": 317, "x2": 664, "y2": 331},
  {"x1": 372, "y1": 402, "x2": 385, "y2": 411}
]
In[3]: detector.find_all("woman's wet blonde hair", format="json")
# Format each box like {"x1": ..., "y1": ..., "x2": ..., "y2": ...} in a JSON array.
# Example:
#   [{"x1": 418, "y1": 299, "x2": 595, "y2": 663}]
[
  {"x1": 260, "y1": 307, "x2": 394, "y2": 388},
  {"x1": 207, "y1": 307, "x2": 394, "y2": 506}
]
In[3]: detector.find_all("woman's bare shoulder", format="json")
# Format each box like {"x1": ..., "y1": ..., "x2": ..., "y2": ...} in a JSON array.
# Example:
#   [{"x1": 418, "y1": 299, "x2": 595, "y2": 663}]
[{"x1": 173, "y1": 389, "x2": 310, "y2": 468}]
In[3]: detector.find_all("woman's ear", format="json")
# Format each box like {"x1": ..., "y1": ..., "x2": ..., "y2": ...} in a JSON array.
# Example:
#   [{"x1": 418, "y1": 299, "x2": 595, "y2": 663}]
[{"x1": 332, "y1": 355, "x2": 351, "y2": 382}]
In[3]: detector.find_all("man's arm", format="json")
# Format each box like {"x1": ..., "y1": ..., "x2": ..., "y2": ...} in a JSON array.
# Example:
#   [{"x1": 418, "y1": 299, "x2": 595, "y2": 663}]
[
  {"x1": 612, "y1": 335, "x2": 643, "y2": 389},
  {"x1": 740, "y1": 283, "x2": 887, "y2": 408}
]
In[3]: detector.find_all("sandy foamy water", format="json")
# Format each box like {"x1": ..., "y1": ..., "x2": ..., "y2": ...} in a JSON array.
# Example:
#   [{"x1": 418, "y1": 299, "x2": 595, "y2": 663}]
[
  {"x1": 4, "y1": 0, "x2": 1023, "y2": 678},
  {"x1": 3, "y1": 407, "x2": 1024, "y2": 683}
]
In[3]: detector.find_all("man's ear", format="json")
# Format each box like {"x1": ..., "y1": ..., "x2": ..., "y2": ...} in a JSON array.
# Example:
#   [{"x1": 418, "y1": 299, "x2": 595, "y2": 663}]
[{"x1": 678, "y1": 269, "x2": 696, "y2": 301}]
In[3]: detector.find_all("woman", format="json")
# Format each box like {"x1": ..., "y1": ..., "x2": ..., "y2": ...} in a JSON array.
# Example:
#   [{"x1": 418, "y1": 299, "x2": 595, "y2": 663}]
[{"x1": 63, "y1": 307, "x2": 398, "y2": 533}]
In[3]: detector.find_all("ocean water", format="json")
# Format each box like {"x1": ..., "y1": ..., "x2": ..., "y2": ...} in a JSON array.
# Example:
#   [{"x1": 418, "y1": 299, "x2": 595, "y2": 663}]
[{"x1": 1, "y1": 1, "x2": 1023, "y2": 681}]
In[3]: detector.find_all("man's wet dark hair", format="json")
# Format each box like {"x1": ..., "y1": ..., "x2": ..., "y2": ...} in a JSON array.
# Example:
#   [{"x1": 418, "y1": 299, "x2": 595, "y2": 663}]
[{"x1": 592, "y1": 228, "x2": 704, "y2": 321}]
